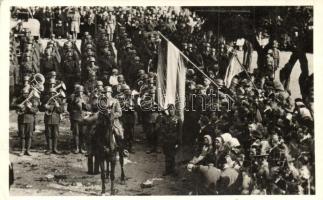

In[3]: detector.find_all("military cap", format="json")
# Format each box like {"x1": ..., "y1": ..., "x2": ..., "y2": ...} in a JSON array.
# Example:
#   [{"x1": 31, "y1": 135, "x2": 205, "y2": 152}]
[
  {"x1": 22, "y1": 87, "x2": 30, "y2": 94},
  {"x1": 215, "y1": 78, "x2": 224, "y2": 87},
  {"x1": 188, "y1": 43, "x2": 193, "y2": 48},
  {"x1": 126, "y1": 44, "x2": 132, "y2": 48},
  {"x1": 196, "y1": 84, "x2": 204, "y2": 90},
  {"x1": 103, "y1": 86, "x2": 112, "y2": 93},
  {"x1": 112, "y1": 68, "x2": 118, "y2": 73},
  {"x1": 149, "y1": 88, "x2": 156, "y2": 94},
  {"x1": 148, "y1": 72, "x2": 155, "y2": 78},
  {"x1": 76, "y1": 85, "x2": 84, "y2": 92},
  {"x1": 84, "y1": 32, "x2": 89, "y2": 36},
  {"x1": 148, "y1": 78, "x2": 154, "y2": 84},
  {"x1": 23, "y1": 75, "x2": 30, "y2": 81},
  {"x1": 49, "y1": 71, "x2": 56, "y2": 76},
  {"x1": 118, "y1": 75, "x2": 125, "y2": 81},
  {"x1": 205, "y1": 43, "x2": 211, "y2": 47},
  {"x1": 187, "y1": 68, "x2": 195, "y2": 75},
  {"x1": 138, "y1": 69, "x2": 145, "y2": 75},
  {"x1": 134, "y1": 56, "x2": 140, "y2": 61},
  {"x1": 96, "y1": 81, "x2": 103, "y2": 86},
  {"x1": 143, "y1": 74, "x2": 149, "y2": 79},
  {"x1": 182, "y1": 42, "x2": 187, "y2": 46}
]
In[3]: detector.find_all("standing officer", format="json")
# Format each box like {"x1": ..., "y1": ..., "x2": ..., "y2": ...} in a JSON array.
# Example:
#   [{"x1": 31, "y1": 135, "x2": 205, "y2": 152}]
[
  {"x1": 67, "y1": 85, "x2": 91, "y2": 154},
  {"x1": 121, "y1": 85, "x2": 136, "y2": 153},
  {"x1": 158, "y1": 104, "x2": 182, "y2": 176},
  {"x1": 43, "y1": 88, "x2": 65, "y2": 154},
  {"x1": 16, "y1": 88, "x2": 39, "y2": 156}
]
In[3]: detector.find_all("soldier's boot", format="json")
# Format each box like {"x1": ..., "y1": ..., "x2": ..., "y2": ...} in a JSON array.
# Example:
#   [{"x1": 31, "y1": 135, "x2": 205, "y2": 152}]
[
  {"x1": 18, "y1": 139, "x2": 26, "y2": 156},
  {"x1": 45, "y1": 138, "x2": 52, "y2": 155},
  {"x1": 52, "y1": 137, "x2": 61, "y2": 154},
  {"x1": 87, "y1": 156, "x2": 94, "y2": 174},
  {"x1": 73, "y1": 136, "x2": 79, "y2": 154},
  {"x1": 25, "y1": 138, "x2": 32, "y2": 156},
  {"x1": 94, "y1": 157, "x2": 100, "y2": 174}
]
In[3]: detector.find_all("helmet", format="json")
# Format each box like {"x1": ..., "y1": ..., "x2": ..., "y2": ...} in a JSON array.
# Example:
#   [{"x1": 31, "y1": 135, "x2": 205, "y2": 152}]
[
  {"x1": 118, "y1": 75, "x2": 125, "y2": 81},
  {"x1": 96, "y1": 81, "x2": 103, "y2": 86},
  {"x1": 76, "y1": 85, "x2": 84, "y2": 92},
  {"x1": 103, "y1": 86, "x2": 112, "y2": 93},
  {"x1": 49, "y1": 71, "x2": 56, "y2": 76}
]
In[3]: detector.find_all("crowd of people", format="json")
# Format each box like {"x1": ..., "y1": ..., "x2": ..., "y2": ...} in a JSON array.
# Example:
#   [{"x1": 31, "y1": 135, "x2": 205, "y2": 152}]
[{"x1": 10, "y1": 6, "x2": 314, "y2": 195}]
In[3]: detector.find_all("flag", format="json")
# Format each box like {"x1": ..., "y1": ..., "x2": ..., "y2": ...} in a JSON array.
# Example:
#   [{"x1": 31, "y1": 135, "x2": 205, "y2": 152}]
[
  {"x1": 224, "y1": 54, "x2": 242, "y2": 88},
  {"x1": 156, "y1": 35, "x2": 187, "y2": 121}
]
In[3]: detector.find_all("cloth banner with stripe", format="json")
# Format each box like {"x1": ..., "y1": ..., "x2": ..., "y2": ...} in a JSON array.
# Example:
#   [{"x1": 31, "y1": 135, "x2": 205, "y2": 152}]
[
  {"x1": 157, "y1": 37, "x2": 187, "y2": 121},
  {"x1": 224, "y1": 54, "x2": 242, "y2": 88}
]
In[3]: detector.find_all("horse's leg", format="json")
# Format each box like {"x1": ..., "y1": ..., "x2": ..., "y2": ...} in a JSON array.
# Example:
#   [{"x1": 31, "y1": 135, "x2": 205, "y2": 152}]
[
  {"x1": 110, "y1": 155, "x2": 117, "y2": 195},
  {"x1": 99, "y1": 158, "x2": 106, "y2": 194},
  {"x1": 119, "y1": 149, "x2": 126, "y2": 184},
  {"x1": 106, "y1": 161, "x2": 110, "y2": 182}
]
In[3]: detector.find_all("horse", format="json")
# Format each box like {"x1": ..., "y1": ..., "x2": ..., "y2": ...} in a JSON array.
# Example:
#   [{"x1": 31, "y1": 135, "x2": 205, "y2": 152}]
[{"x1": 91, "y1": 112, "x2": 126, "y2": 195}]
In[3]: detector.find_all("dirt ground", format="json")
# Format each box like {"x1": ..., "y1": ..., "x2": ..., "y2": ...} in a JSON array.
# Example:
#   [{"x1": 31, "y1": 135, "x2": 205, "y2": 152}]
[
  {"x1": 9, "y1": 51, "x2": 313, "y2": 196},
  {"x1": 9, "y1": 110, "x2": 196, "y2": 196}
]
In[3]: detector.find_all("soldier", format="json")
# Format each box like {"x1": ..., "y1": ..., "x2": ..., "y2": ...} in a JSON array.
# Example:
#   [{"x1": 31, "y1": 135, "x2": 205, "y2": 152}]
[
  {"x1": 16, "y1": 87, "x2": 39, "y2": 156},
  {"x1": 98, "y1": 86, "x2": 124, "y2": 150},
  {"x1": 85, "y1": 57, "x2": 99, "y2": 80},
  {"x1": 143, "y1": 88, "x2": 160, "y2": 154},
  {"x1": 62, "y1": 49, "x2": 81, "y2": 94},
  {"x1": 43, "y1": 88, "x2": 65, "y2": 155},
  {"x1": 121, "y1": 85, "x2": 136, "y2": 153},
  {"x1": 67, "y1": 85, "x2": 91, "y2": 154},
  {"x1": 158, "y1": 104, "x2": 182, "y2": 176},
  {"x1": 84, "y1": 71, "x2": 98, "y2": 95}
]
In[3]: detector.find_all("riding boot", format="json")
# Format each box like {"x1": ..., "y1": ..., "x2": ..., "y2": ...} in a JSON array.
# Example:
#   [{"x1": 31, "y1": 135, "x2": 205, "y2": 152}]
[
  {"x1": 45, "y1": 138, "x2": 52, "y2": 155},
  {"x1": 25, "y1": 138, "x2": 32, "y2": 156},
  {"x1": 87, "y1": 156, "x2": 94, "y2": 174},
  {"x1": 19, "y1": 138, "x2": 25, "y2": 156},
  {"x1": 52, "y1": 137, "x2": 61, "y2": 154},
  {"x1": 73, "y1": 136, "x2": 79, "y2": 154}
]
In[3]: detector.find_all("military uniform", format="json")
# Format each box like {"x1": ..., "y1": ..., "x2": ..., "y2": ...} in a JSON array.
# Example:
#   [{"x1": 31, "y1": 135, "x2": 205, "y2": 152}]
[
  {"x1": 16, "y1": 91, "x2": 39, "y2": 156},
  {"x1": 43, "y1": 90, "x2": 65, "y2": 154},
  {"x1": 120, "y1": 87, "x2": 136, "y2": 152},
  {"x1": 158, "y1": 108, "x2": 182, "y2": 175},
  {"x1": 67, "y1": 86, "x2": 91, "y2": 153}
]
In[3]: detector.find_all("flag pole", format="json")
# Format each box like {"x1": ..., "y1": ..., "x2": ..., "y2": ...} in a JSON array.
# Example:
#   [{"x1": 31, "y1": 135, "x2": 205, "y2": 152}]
[
  {"x1": 232, "y1": 51, "x2": 259, "y2": 91},
  {"x1": 157, "y1": 31, "x2": 235, "y2": 102}
]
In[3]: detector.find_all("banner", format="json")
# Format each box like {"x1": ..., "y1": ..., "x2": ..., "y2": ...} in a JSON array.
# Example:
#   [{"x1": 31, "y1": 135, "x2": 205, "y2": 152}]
[
  {"x1": 156, "y1": 36, "x2": 187, "y2": 121},
  {"x1": 224, "y1": 54, "x2": 242, "y2": 88}
]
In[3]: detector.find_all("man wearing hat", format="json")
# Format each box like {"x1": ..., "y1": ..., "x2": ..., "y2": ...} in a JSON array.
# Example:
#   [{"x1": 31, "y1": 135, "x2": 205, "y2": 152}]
[
  {"x1": 43, "y1": 87, "x2": 65, "y2": 155},
  {"x1": 16, "y1": 87, "x2": 40, "y2": 156},
  {"x1": 62, "y1": 47, "x2": 81, "y2": 94},
  {"x1": 97, "y1": 85, "x2": 124, "y2": 149},
  {"x1": 158, "y1": 104, "x2": 182, "y2": 176},
  {"x1": 67, "y1": 85, "x2": 91, "y2": 154},
  {"x1": 85, "y1": 57, "x2": 99, "y2": 80},
  {"x1": 120, "y1": 84, "x2": 136, "y2": 153}
]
